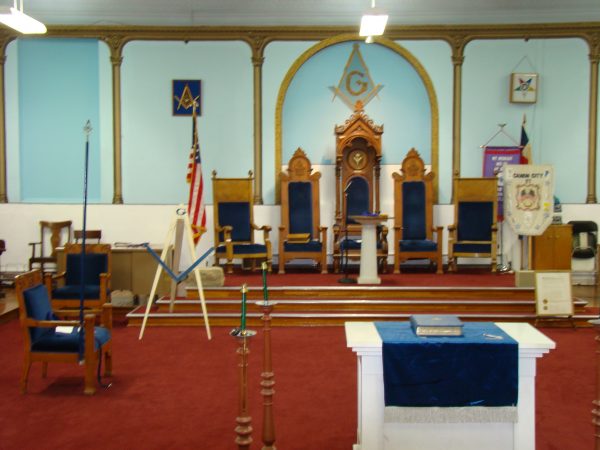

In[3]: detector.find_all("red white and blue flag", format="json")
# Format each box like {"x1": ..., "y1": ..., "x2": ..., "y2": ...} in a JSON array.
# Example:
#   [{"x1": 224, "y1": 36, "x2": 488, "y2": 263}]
[{"x1": 187, "y1": 103, "x2": 206, "y2": 245}]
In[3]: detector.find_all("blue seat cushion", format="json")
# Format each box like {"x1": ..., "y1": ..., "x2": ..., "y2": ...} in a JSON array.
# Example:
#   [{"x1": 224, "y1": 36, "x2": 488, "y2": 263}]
[
  {"x1": 457, "y1": 202, "x2": 493, "y2": 241},
  {"x1": 284, "y1": 241, "x2": 322, "y2": 252},
  {"x1": 65, "y1": 253, "x2": 108, "y2": 286},
  {"x1": 216, "y1": 243, "x2": 267, "y2": 255},
  {"x1": 218, "y1": 202, "x2": 252, "y2": 242},
  {"x1": 52, "y1": 285, "x2": 107, "y2": 300},
  {"x1": 23, "y1": 284, "x2": 55, "y2": 342},
  {"x1": 288, "y1": 182, "x2": 313, "y2": 238},
  {"x1": 400, "y1": 240, "x2": 437, "y2": 252},
  {"x1": 453, "y1": 243, "x2": 492, "y2": 254},
  {"x1": 402, "y1": 181, "x2": 426, "y2": 240},
  {"x1": 31, "y1": 326, "x2": 111, "y2": 352}
]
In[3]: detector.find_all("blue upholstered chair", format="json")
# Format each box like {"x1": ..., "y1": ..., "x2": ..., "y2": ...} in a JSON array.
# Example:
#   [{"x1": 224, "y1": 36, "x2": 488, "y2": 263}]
[
  {"x1": 392, "y1": 149, "x2": 443, "y2": 274},
  {"x1": 15, "y1": 269, "x2": 112, "y2": 395},
  {"x1": 44, "y1": 243, "x2": 111, "y2": 309},
  {"x1": 278, "y1": 149, "x2": 327, "y2": 273},
  {"x1": 447, "y1": 178, "x2": 498, "y2": 272},
  {"x1": 212, "y1": 170, "x2": 272, "y2": 274}
]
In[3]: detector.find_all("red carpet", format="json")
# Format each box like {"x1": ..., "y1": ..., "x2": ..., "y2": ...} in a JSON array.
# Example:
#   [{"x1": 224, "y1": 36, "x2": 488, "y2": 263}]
[
  {"x1": 225, "y1": 268, "x2": 516, "y2": 287},
  {"x1": 0, "y1": 321, "x2": 594, "y2": 450}
]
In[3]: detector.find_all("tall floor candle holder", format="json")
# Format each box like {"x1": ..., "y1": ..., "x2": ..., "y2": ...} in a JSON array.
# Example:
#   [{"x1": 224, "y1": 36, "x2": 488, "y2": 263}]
[
  {"x1": 231, "y1": 285, "x2": 256, "y2": 450},
  {"x1": 256, "y1": 262, "x2": 277, "y2": 449}
]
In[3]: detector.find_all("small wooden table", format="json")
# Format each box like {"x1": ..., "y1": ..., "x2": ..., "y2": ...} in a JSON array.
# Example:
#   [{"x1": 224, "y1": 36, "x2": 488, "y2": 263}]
[{"x1": 350, "y1": 215, "x2": 388, "y2": 285}]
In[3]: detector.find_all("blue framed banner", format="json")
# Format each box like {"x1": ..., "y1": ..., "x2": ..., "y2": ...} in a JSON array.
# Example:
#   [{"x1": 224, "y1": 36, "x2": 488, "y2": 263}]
[{"x1": 172, "y1": 80, "x2": 201, "y2": 116}]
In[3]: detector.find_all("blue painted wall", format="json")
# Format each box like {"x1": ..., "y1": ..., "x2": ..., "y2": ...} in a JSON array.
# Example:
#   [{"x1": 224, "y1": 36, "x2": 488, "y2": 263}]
[
  {"x1": 4, "y1": 36, "x2": 596, "y2": 205},
  {"x1": 121, "y1": 41, "x2": 253, "y2": 204},
  {"x1": 17, "y1": 39, "x2": 101, "y2": 203},
  {"x1": 282, "y1": 41, "x2": 431, "y2": 166}
]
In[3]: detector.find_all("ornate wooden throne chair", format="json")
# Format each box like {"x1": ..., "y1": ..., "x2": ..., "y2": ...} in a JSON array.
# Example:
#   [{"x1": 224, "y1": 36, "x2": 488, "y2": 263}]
[
  {"x1": 279, "y1": 148, "x2": 327, "y2": 274},
  {"x1": 447, "y1": 177, "x2": 498, "y2": 272},
  {"x1": 212, "y1": 171, "x2": 272, "y2": 274},
  {"x1": 332, "y1": 106, "x2": 388, "y2": 273},
  {"x1": 392, "y1": 148, "x2": 443, "y2": 274}
]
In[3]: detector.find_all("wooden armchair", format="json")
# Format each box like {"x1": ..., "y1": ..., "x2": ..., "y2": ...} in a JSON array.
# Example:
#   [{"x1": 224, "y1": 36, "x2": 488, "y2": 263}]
[
  {"x1": 212, "y1": 170, "x2": 272, "y2": 274},
  {"x1": 332, "y1": 106, "x2": 388, "y2": 273},
  {"x1": 279, "y1": 148, "x2": 327, "y2": 274},
  {"x1": 15, "y1": 269, "x2": 112, "y2": 395},
  {"x1": 392, "y1": 149, "x2": 443, "y2": 274},
  {"x1": 447, "y1": 178, "x2": 498, "y2": 272},
  {"x1": 44, "y1": 243, "x2": 112, "y2": 309},
  {"x1": 28, "y1": 220, "x2": 72, "y2": 272}
]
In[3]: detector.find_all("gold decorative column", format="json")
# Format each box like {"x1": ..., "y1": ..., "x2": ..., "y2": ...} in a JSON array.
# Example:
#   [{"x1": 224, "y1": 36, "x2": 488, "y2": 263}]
[
  {"x1": 249, "y1": 36, "x2": 267, "y2": 205},
  {"x1": 586, "y1": 33, "x2": 600, "y2": 204},
  {"x1": 103, "y1": 35, "x2": 127, "y2": 204},
  {"x1": 449, "y1": 34, "x2": 467, "y2": 202},
  {"x1": 0, "y1": 33, "x2": 14, "y2": 203}
]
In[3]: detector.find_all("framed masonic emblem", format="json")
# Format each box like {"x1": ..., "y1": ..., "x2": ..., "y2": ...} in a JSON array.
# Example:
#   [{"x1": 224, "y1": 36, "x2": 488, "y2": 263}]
[{"x1": 510, "y1": 73, "x2": 538, "y2": 104}]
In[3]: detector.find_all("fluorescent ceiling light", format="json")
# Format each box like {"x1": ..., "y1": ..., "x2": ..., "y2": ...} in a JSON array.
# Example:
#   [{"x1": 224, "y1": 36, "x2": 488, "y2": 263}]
[
  {"x1": 359, "y1": 11, "x2": 388, "y2": 38},
  {"x1": 0, "y1": 1, "x2": 46, "y2": 34}
]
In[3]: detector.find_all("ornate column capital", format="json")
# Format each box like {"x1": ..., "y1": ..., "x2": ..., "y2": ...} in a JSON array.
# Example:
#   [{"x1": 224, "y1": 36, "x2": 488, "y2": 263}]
[
  {"x1": 102, "y1": 34, "x2": 127, "y2": 66},
  {"x1": 447, "y1": 33, "x2": 468, "y2": 66}
]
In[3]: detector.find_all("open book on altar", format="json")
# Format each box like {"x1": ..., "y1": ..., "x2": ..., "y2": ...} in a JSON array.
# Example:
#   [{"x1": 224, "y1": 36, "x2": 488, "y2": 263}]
[{"x1": 410, "y1": 314, "x2": 464, "y2": 337}]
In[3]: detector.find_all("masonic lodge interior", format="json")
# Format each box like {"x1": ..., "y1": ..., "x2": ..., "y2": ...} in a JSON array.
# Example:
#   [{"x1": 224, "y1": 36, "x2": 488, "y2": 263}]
[{"x1": 1, "y1": 1, "x2": 600, "y2": 449}]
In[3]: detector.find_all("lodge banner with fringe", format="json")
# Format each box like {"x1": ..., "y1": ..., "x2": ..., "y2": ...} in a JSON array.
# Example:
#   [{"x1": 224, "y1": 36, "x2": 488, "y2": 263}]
[{"x1": 502, "y1": 164, "x2": 554, "y2": 236}]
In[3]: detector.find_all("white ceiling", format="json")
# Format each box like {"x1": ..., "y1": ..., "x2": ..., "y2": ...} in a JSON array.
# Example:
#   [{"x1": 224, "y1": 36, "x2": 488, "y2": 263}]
[{"x1": 12, "y1": 0, "x2": 600, "y2": 28}]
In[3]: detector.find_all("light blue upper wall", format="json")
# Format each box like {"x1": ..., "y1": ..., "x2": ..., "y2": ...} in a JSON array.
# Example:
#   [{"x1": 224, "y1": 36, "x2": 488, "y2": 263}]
[
  {"x1": 17, "y1": 39, "x2": 101, "y2": 203},
  {"x1": 462, "y1": 38, "x2": 589, "y2": 203},
  {"x1": 282, "y1": 41, "x2": 431, "y2": 166},
  {"x1": 263, "y1": 41, "x2": 316, "y2": 205},
  {"x1": 121, "y1": 41, "x2": 253, "y2": 204},
  {"x1": 399, "y1": 40, "x2": 453, "y2": 203}
]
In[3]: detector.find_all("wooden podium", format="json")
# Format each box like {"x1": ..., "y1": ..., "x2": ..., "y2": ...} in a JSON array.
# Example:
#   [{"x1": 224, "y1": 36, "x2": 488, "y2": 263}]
[{"x1": 350, "y1": 215, "x2": 388, "y2": 285}]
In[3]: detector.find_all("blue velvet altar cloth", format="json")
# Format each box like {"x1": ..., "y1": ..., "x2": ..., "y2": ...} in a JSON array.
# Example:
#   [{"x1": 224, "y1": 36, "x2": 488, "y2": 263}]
[{"x1": 375, "y1": 322, "x2": 518, "y2": 407}]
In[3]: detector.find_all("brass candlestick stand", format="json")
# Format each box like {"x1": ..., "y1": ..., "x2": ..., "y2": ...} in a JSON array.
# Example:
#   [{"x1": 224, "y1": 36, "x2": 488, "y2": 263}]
[
  {"x1": 257, "y1": 261, "x2": 277, "y2": 449},
  {"x1": 590, "y1": 319, "x2": 600, "y2": 450}
]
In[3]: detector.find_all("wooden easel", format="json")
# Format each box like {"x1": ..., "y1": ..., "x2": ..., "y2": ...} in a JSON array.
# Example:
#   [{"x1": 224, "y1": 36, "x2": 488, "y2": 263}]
[{"x1": 139, "y1": 207, "x2": 211, "y2": 340}]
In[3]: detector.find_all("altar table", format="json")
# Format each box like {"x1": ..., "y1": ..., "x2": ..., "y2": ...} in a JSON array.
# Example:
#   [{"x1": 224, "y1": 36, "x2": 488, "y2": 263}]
[{"x1": 345, "y1": 321, "x2": 556, "y2": 450}]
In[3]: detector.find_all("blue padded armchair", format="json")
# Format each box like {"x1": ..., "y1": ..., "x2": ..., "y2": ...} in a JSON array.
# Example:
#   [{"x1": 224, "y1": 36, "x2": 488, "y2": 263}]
[
  {"x1": 279, "y1": 149, "x2": 327, "y2": 274},
  {"x1": 15, "y1": 269, "x2": 112, "y2": 395},
  {"x1": 447, "y1": 178, "x2": 498, "y2": 272},
  {"x1": 392, "y1": 149, "x2": 443, "y2": 274},
  {"x1": 212, "y1": 170, "x2": 272, "y2": 274},
  {"x1": 44, "y1": 243, "x2": 111, "y2": 309}
]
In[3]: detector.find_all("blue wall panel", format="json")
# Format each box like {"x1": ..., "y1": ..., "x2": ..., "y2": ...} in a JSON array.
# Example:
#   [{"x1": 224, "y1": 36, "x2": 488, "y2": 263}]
[{"x1": 18, "y1": 39, "x2": 101, "y2": 203}]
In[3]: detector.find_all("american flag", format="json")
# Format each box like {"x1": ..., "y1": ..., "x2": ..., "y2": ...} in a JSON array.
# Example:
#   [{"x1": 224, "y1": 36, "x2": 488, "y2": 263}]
[{"x1": 187, "y1": 102, "x2": 206, "y2": 245}]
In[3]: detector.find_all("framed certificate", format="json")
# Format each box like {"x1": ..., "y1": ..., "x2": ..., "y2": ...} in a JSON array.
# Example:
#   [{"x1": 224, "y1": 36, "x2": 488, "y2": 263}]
[
  {"x1": 510, "y1": 72, "x2": 538, "y2": 104},
  {"x1": 535, "y1": 271, "x2": 573, "y2": 316}
]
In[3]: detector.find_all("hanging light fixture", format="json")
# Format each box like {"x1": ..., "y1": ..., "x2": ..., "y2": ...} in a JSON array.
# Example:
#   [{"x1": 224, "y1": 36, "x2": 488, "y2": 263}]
[
  {"x1": 0, "y1": 0, "x2": 46, "y2": 34},
  {"x1": 359, "y1": 0, "x2": 388, "y2": 43}
]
